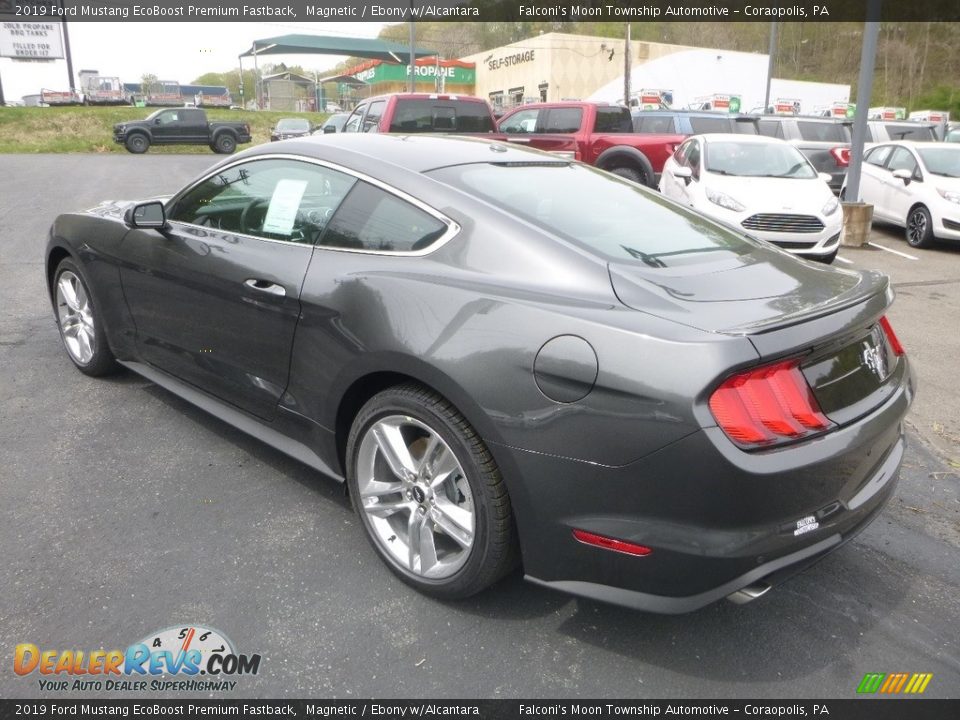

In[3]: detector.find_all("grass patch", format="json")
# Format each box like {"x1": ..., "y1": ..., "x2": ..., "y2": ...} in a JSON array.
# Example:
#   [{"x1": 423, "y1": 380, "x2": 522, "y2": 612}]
[{"x1": 0, "y1": 106, "x2": 329, "y2": 154}]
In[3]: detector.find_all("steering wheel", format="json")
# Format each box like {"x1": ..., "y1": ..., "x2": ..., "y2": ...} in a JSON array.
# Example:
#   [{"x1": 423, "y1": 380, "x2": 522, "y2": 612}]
[{"x1": 240, "y1": 198, "x2": 270, "y2": 235}]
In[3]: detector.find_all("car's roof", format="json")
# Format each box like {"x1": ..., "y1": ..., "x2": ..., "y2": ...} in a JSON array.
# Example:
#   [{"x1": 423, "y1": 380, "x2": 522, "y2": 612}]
[
  {"x1": 365, "y1": 93, "x2": 490, "y2": 104},
  {"x1": 239, "y1": 133, "x2": 554, "y2": 173},
  {"x1": 691, "y1": 133, "x2": 792, "y2": 145}
]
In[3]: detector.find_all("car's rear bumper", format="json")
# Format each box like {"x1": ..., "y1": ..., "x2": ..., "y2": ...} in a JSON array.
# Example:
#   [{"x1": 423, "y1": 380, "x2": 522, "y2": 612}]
[{"x1": 500, "y1": 360, "x2": 914, "y2": 613}]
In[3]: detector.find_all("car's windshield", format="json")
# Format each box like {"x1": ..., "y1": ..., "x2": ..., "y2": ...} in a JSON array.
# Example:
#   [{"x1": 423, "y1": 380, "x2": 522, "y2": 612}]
[
  {"x1": 916, "y1": 146, "x2": 960, "y2": 177},
  {"x1": 277, "y1": 118, "x2": 310, "y2": 132},
  {"x1": 428, "y1": 162, "x2": 754, "y2": 268},
  {"x1": 704, "y1": 141, "x2": 817, "y2": 178}
]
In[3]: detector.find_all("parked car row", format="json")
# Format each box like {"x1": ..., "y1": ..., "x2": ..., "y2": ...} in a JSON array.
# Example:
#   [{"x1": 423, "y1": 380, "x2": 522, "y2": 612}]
[{"x1": 110, "y1": 95, "x2": 958, "y2": 258}]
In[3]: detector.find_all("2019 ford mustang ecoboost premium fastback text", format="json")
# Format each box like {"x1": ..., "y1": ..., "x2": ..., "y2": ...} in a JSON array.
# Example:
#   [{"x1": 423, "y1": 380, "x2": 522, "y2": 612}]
[{"x1": 45, "y1": 135, "x2": 914, "y2": 613}]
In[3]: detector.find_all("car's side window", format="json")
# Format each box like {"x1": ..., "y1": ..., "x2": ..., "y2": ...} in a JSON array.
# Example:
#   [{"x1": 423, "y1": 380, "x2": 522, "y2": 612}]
[
  {"x1": 157, "y1": 111, "x2": 179, "y2": 125},
  {"x1": 543, "y1": 108, "x2": 583, "y2": 133},
  {"x1": 887, "y1": 147, "x2": 922, "y2": 181},
  {"x1": 864, "y1": 145, "x2": 893, "y2": 167},
  {"x1": 757, "y1": 119, "x2": 783, "y2": 139},
  {"x1": 169, "y1": 159, "x2": 357, "y2": 244},
  {"x1": 318, "y1": 181, "x2": 448, "y2": 253},
  {"x1": 343, "y1": 106, "x2": 366, "y2": 133},
  {"x1": 674, "y1": 139, "x2": 691, "y2": 165},
  {"x1": 500, "y1": 109, "x2": 540, "y2": 134},
  {"x1": 363, "y1": 100, "x2": 386, "y2": 133}
]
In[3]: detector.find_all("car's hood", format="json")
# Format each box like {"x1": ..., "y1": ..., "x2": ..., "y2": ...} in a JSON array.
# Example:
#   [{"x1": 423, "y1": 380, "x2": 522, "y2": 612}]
[
  {"x1": 609, "y1": 246, "x2": 888, "y2": 334},
  {"x1": 702, "y1": 174, "x2": 833, "y2": 211},
  {"x1": 929, "y1": 174, "x2": 960, "y2": 190}
]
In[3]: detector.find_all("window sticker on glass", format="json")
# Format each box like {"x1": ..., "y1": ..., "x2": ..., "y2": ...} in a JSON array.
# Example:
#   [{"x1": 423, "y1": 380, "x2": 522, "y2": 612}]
[{"x1": 262, "y1": 179, "x2": 308, "y2": 236}]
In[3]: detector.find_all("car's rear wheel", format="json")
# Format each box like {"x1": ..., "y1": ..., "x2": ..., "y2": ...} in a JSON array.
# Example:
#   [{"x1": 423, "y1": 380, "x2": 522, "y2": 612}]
[
  {"x1": 346, "y1": 384, "x2": 515, "y2": 599},
  {"x1": 609, "y1": 166, "x2": 646, "y2": 186},
  {"x1": 906, "y1": 205, "x2": 934, "y2": 248},
  {"x1": 53, "y1": 259, "x2": 118, "y2": 377},
  {"x1": 125, "y1": 134, "x2": 149, "y2": 154},
  {"x1": 213, "y1": 134, "x2": 237, "y2": 154}
]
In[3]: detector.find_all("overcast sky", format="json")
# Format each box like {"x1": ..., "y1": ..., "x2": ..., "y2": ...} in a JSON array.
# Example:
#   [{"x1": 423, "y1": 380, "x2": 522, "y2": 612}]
[{"x1": 1, "y1": 22, "x2": 390, "y2": 100}]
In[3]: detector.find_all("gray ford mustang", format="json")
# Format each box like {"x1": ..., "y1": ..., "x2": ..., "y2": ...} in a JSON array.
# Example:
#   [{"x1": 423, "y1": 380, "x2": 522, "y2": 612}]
[{"x1": 45, "y1": 134, "x2": 914, "y2": 612}]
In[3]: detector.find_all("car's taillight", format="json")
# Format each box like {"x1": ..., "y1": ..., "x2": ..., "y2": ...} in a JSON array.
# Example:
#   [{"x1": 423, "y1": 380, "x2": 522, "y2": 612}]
[
  {"x1": 878, "y1": 315, "x2": 905, "y2": 356},
  {"x1": 572, "y1": 529, "x2": 652, "y2": 557},
  {"x1": 830, "y1": 147, "x2": 850, "y2": 167},
  {"x1": 709, "y1": 359, "x2": 832, "y2": 448}
]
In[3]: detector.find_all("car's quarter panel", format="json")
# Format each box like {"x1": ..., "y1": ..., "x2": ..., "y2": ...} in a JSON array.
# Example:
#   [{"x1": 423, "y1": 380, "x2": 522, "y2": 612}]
[{"x1": 118, "y1": 223, "x2": 312, "y2": 420}]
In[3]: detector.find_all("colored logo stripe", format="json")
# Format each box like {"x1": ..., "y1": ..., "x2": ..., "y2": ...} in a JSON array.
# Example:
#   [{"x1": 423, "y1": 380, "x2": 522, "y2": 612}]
[{"x1": 857, "y1": 672, "x2": 932, "y2": 694}]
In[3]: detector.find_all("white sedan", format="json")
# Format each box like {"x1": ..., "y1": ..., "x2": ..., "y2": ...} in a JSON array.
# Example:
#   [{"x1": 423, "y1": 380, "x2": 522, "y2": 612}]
[
  {"x1": 845, "y1": 141, "x2": 960, "y2": 249},
  {"x1": 659, "y1": 134, "x2": 842, "y2": 263}
]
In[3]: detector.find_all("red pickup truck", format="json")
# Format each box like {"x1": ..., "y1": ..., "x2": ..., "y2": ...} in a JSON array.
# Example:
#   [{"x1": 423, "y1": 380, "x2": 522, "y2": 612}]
[
  {"x1": 342, "y1": 93, "x2": 499, "y2": 135},
  {"x1": 497, "y1": 102, "x2": 684, "y2": 188}
]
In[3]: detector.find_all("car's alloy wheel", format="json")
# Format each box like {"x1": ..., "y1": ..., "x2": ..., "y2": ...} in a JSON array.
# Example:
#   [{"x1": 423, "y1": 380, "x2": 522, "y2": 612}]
[
  {"x1": 906, "y1": 206, "x2": 933, "y2": 248},
  {"x1": 347, "y1": 384, "x2": 515, "y2": 598},
  {"x1": 53, "y1": 260, "x2": 117, "y2": 376}
]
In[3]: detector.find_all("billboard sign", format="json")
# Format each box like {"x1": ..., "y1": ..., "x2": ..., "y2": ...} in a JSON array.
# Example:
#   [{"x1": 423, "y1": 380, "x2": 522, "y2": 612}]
[{"x1": 0, "y1": 21, "x2": 64, "y2": 59}]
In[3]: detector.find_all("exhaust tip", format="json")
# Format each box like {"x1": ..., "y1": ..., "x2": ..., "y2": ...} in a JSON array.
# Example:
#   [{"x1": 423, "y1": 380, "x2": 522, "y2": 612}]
[{"x1": 726, "y1": 581, "x2": 772, "y2": 605}]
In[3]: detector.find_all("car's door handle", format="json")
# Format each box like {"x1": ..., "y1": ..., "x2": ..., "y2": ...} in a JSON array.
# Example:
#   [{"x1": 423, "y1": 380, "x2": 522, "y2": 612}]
[{"x1": 244, "y1": 278, "x2": 286, "y2": 297}]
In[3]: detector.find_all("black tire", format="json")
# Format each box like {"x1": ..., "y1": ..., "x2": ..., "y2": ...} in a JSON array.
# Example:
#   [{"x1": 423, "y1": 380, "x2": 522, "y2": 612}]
[
  {"x1": 52, "y1": 258, "x2": 119, "y2": 377},
  {"x1": 906, "y1": 205, "x2": 934, "y2": 248},
  {"x1": 125, "y1": 134, "x2": 149, "y2": 154},
  {"x1": 609, "y1": 165, "x2": 646, "y2": 186},
  {"x1": 346, "y1": 383, "x2": 516, "y2": 599},
  {"x1": 213, "y1": 134, "x2": 237, "y2": 154}
]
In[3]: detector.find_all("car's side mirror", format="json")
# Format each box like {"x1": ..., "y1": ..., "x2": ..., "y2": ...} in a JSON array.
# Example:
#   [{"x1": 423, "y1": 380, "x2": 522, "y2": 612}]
[
  {"x1": 323, "y1": 125, "x2": 336, "y2": 134},
  {"x1": 818, "y1": 172, "x2": 832, "y2": 184},
  {"x1": 154, "y1": 118, "x2": 162, "y2": 125},
  {"x1": 891, "y1": 168, "x2": 912, "y2": 185},
  {"x1": 125, "y1": 201, "x2": 166, "y2": 229},
  {"x1": 673, "y1": 166, "x2": 693, "y2": 184}
]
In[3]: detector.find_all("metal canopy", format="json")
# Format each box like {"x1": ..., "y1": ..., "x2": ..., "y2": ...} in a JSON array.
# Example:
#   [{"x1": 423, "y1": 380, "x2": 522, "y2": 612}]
[
  {"x1": 316, "y1": 74, "x2": 369, "y2": 88},
  {"x1": 240, "y1": 34, "x2": 435, "y2": 63}
]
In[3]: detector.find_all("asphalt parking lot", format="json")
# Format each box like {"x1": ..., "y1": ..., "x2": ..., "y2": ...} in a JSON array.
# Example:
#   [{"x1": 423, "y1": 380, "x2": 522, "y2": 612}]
[{"x1": 1, "y1": 154, "x2": 958, "y2": 699}]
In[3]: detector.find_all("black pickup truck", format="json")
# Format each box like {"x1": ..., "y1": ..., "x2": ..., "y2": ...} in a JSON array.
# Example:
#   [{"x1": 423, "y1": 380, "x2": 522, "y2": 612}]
[{"x1": 113, "y1": 108, "x2": 252, "y2": 154}]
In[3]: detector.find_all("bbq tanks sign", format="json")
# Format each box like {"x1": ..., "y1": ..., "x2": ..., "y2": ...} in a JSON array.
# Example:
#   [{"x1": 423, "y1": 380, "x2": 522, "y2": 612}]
[{"x1": 0, "y1": 21, "x2": 63, "y2": 59}]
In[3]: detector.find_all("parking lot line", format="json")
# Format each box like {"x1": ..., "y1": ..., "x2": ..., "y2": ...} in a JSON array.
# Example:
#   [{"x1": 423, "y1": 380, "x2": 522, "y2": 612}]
[
  {"x1": 834, "y1": 256, "x2": 854, "y2": 265},
  {"x1": 866, "y1": 242, "x2": 919, "y2": 261}
]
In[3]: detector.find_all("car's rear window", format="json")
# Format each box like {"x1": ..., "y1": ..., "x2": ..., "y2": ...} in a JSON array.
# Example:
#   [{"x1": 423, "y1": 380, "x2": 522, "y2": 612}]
[
  {"x1": 796, "y1": 121, "x2": 849, "y2": 142},
  {"x1": 883, "y1": 123, "x2": 936, "y2": 141},
  {"x1": 428, "y1": 163, "x2": 752, "y2": 267},
  {"x1": 388, "y1": 99, "x2": 495, "y2": 133}
]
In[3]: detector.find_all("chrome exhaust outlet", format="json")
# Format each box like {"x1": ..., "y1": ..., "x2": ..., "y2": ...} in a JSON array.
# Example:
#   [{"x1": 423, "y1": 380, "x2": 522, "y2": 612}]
[{"x1": 726, "y1": 581, "x2": 772, "y2": 605}]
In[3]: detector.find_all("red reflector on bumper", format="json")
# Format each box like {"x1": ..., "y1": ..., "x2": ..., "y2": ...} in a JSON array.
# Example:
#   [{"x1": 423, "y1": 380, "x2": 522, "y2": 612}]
[{"x1": 572, "y1": 529, "x2": 652, "y2": 557}]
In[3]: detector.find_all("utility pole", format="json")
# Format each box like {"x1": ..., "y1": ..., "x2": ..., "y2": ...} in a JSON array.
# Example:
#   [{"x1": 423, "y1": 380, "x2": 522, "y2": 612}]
[
  {"x1": 763, "y1": 21, "x2": 777, "y2": 113},
  {"x1": 845, "y1": 0, "x2": 882, "y2": 203},
  {"x1": 59, "y1": 1, "x2": 74, "y2": 91},
  {"x1": 408, "y1": 10, "x2": 416, "y2": 93},
  {"x1": 623, "y1": 23, "x2": 631, "y2": 106}
]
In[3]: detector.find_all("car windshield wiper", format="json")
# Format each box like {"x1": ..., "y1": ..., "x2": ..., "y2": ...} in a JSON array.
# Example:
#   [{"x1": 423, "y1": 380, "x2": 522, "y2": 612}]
[
  {"x1": 708, "y1": 168, "x2": 740, "y2": 176},
  {"x1": 620, "y1": 245, "x2": 667, "y2": 268}
]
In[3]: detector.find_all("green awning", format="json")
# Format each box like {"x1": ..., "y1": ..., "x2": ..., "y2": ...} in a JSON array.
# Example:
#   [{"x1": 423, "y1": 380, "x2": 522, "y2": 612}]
[{"x1": 240, "y1": 34, "x2": 435, "y2": 63}]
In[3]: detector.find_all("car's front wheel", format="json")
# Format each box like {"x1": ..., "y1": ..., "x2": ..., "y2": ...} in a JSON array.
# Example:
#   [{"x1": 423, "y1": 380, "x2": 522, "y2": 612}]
[
  {"x1": 906, "y1": 205, "x2": 934, "y2": 248},
  {"x1": 124, "y1": 134, "x2": 149, "y2": 154},
  {"x1": 53, "y1": 258, "x2": 118, "y2": 376},
  {"x1": 346, "y1": 384, "x2": 516, "y2": 599}
]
